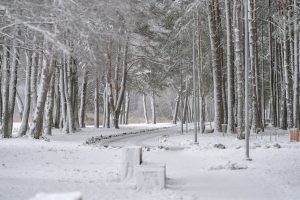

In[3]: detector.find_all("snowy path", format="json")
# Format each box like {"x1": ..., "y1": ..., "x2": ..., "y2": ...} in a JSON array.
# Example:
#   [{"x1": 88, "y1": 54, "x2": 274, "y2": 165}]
[{"x1": 102, "y1": 126, "x2": 178, "y2": 147}]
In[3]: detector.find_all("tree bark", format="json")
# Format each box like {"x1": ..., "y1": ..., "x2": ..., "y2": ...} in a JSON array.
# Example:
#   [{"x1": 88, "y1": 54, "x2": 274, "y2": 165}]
[
  {"x1": 233, "y1": 0, "x2": 243, "y2": 131},
  {"x1": 94, "y1": 72, "x2": 99, "y2": 128},
  {"x1": 151, "y1": 90, "x2": 156, "y2": 124},
  {"x1": 59, "y1": 60, "x2": 68, "y2": 133},
  {"x1": 143, "y1": 94, "x2": 149, "y2": 124},
  {"x1": 7, "y1": 45, "x2": 20, "y2": 137},
  {"x1": 172, "y1": 93, "x2": 180, "y2": 124},
  {"x1": 79, "y1": 68, "x2": 88, "y2": 128},
  {"x1": 124, "y1": 91, "x2": 130, "y2": 124},
  {"x1": 293, "y1": 0, "x2": 299, "y2": 128},
  {"x1": 283, "y1": 15, "x2": 293, "y2": 128},
  {"x1": 225, "y1": 0, "x2": 235, "y2": 133},
  {"x1": 16, "y1": 90, "x2": 24, "y2": 120},
  {"x1": 1, "y1": 45, "x2": 11, "y2": 138},
  {"x1": 19, "y1": 50, "x2": 32, "y2": 136},
  {"x1": 208, "y1": 0, "x2": 224, "y2": 132},
  {"x1": 44, "y1": 69, "x2": 55, "y2": 135},
  {"x1": 64, "y1": 56, "x2": 75, "y2": 133}
]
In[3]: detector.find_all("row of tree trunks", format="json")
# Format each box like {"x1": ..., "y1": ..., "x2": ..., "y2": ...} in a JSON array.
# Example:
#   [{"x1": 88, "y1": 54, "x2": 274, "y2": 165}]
[{"x1": 29, "y1": 44, "x2": 54, "y2": 139}]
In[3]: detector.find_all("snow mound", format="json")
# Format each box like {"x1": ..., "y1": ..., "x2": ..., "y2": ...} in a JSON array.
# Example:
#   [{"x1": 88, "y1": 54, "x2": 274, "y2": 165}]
[
  {"x1": 209, "y1": 161, "x2": 248, "y2": 171},
  {"x1": 29, "y1": 192, "x2": 82, "y2": 200}
]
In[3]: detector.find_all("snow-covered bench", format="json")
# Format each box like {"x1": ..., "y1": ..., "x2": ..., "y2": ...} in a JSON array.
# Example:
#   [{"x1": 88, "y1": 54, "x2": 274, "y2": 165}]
[
  {"x1": 29, "y1": 192, "x2": 82, "y2": 200},
  {"x1": 135, "y1": 163, "x2": 166, "y2": 190},
  {"x1": 121, "y1": 146, "x2": 142, "y2": 180}
]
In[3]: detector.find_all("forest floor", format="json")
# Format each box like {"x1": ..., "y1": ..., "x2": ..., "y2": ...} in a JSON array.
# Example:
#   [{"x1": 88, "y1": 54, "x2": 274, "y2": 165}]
[{"x1": 0, "y1": 123, "x2": 299, "y2": 200}]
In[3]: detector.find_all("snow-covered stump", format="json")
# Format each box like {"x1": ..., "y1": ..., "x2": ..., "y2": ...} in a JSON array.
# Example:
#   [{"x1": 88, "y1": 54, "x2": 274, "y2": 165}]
[
  {"x1": 29, "y1": 192, "x2": 82, "y2": 200},
  {"x1": 290, "y1": 128, "x2": 299, "y2": 142},
  {"x1": 135, "y1": 163, "x2": 166, "y2": 190},
  {"x1": 121, "y1": 146, "x2": 142, "y2": 180}
]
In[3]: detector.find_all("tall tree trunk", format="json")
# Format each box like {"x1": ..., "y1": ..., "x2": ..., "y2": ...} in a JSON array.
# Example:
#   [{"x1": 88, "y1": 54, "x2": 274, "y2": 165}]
[
  {"x1": 44, "y1": 70, "x2": 55, "y2": 135},
  {"x1": 31, "y1": 53, "x2": 38, "y2": 117},
  {"x1": 54, "y1": 67, "x2": 60, "y2": 128},
  {"x1": 248, "y1": 0, "x2": 259, "y2": 133},
  {"x1": 244, "y1": 0, "x2": 251, "y2": 159},
  {"x1": 79, "y1": 68, "x2": 88, "y2": 128},
  {"x1": 0, "y1": 48, "x2": 2, "y2": 126},
  {"x1": 124, "y1": 91, "x2": 130, "y2": 124},
  {"x1": 269, "y1": 0, "x2": 276, "y2": 126},
  {"x1": 233, "y1": 0, "x2": 243, "y2": 131},
  {"x1": 172, "y1": 93, "x2": 180, "y2": 124},
  {"x1": 225, "y1": 0, "x2": 235, "y2": 133},
  {"x1": 143, "y1": 94, "x2": 149, "y2": 124},
  {"x1": 105, "y1": 83, "x2": 110, "y2": 128},
  {"x1": 94, "y1": 73, "x2": 99, "y2": 128},
  {"x1": 7, "y1": 45, "x2": 20, "y2": 137},
  {"x1": 16, "y1": 90, "x2": 24, "y2": 120},
  {"x1": 208, "y1": 0, "x2": 224, "y2": 132},
  {"x1": 283, "y1": 16, "x2": 293, "y2": 128},
  {"x1": 151, "y1": 90, "x2": 156, "y2": 124},
  {"x1": 102, "y1": 89, "x2": 107, "y2": 126},
  {"x1": 293, "y1": 0, "x2": 299, "y2": 128},
  {"x1": 280, "y1": 41, "x2": 288, "y2": 129},
  {"x1": 1, "y1": 45, "x2": 11, "y2": 138},
  {"x1": 59, "y1": 60, "x2": 68, "y2": 133},
  {"x1": 19, "y1": 50, "x2": 32, "y2": 136},
  {"x1": 72, "y1": 59, "x2": 79, "y2": 129},
  {"x1": 64, "y1": 56, "x2": 75, "y2": 133}
]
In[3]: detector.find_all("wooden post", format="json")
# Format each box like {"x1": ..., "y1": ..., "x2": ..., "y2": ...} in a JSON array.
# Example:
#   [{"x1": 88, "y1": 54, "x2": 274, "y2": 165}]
[{"x1": 290, "y1": 128, "x2": 300, "y2": 142}]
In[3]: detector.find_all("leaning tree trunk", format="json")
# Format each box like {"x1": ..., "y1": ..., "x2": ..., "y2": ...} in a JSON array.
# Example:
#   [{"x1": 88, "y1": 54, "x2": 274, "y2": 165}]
[
  {"x1": 79, "y1": 68, "x2": 88, "y2": 128},
  {"x1": 29, "y1": 53, "x2": 54, "y2": 139},
  {"x1": 19, "y1": 50, "x2": 32, "y2": 136},
  {"x1": 7, "y1": 45, "x2": 20, "y2": 137},
  {"x1": 44, "y1": 71, "x2": 55, "y2": 135},
  {"x1": 1, "y1": 45, "x2": 11, "y2": 138}
]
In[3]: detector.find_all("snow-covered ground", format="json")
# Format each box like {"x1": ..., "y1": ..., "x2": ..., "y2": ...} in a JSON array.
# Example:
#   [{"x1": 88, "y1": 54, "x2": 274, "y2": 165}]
[{"x1": 0, "y1": 123, "x2": 299, "y2": 200}]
